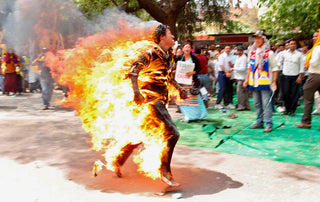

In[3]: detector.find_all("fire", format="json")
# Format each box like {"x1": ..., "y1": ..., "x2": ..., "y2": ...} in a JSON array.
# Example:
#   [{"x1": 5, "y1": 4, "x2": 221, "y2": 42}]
[{"x1": 46, "y1": 21, "x2": 180, "y2": 180}]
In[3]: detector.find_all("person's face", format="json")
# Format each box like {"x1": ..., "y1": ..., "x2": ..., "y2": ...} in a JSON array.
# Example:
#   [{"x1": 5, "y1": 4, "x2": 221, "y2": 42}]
[
  {"x1": 254, "y1": 36, "x2": 264, "y2": 48},
  {"x1": 224, "y1": 46, "x2": 231, "y2": 54},
  {"x1": 289, "y1": 40, "x2": 297, "y2": 51},
  {"x1": 176, "y1": 48, "x2": 183, "y2": 56},
  {"x1": 278, "y1": 46, "x2": 284, "y2": 52},
  {"x1": 161, "y1": 29, "x2": 175, "y2": 48},
  {"x1": 236, "y1": 49, "x2": 243, "y2": 56},
  {"x1": 285, "y1": 42, "x2": 289, "y2": 49},
  {"x1": 182, "y1": 44, "x2": 192, "y2": 55},
  {"x1": 313, "y1": 31, "x2": 319, "y2": 44}
]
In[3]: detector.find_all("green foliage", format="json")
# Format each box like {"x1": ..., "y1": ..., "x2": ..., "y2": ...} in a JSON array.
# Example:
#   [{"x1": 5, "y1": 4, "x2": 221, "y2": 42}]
[
  {"x1": 74, "y1": 0, "x2": 243, "y2": 40},
  {"x1": 258, "y1": 0, "x2": 320, "y2": 42}
]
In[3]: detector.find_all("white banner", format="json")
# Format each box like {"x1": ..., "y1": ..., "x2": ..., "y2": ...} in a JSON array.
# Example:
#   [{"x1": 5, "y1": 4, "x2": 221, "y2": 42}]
[{"x1": 174, "y1": 61, "x2": 195, "y2": 85}]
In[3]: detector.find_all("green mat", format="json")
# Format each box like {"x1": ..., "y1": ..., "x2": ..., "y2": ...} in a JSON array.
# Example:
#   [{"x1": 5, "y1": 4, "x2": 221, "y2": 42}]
[{"x1": 175, "y1": 99, "x2": 320, "y2": 167}]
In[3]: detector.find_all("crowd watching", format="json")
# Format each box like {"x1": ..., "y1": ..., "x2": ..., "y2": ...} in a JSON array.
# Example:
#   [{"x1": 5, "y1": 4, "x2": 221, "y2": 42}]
[{"x1": 1, "y1": 29, "x2": 320, "y2": 131}]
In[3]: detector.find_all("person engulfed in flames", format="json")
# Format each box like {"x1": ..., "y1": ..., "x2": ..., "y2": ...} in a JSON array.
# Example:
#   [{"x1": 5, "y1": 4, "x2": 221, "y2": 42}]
[{"x1": 114, "y1": 24, "x2": 188, "y2": 187}]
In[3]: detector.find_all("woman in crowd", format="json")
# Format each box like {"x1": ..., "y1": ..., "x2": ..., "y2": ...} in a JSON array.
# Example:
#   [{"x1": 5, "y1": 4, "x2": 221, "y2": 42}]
[
  {"x1": 1, "y1": 48, "x2": 21, "y2": 96},
  {"x1": 175, "y1": 42, "x2": 208, "y2": 122}
]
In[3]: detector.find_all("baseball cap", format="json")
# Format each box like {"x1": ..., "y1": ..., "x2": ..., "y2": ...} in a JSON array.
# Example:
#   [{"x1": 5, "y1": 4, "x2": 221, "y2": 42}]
[
  {"x1": 236, "y1": 45, "x2": 244, "y2": 50},
  {"x1": 252, "y1": 30, "x2": 266, "y2": 37}
]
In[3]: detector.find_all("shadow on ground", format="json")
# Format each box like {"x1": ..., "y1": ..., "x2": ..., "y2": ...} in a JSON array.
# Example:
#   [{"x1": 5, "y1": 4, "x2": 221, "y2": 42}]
[{"x1": 0, "y1": 116, "x2": 242, "y2": 198}]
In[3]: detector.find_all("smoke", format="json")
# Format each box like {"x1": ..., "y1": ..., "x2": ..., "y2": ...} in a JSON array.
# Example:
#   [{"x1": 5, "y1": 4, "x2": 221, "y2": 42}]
[{"x1": 1, "y1": 0, "x2": 158, "y2": 57}]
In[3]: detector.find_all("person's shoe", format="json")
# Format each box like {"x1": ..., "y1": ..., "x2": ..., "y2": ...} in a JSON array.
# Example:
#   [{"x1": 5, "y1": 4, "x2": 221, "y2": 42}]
[
  {"x1": 277, "y1": 106, "x2": 286, "y2": 113},
  {"x1": 42, "y1": 106, "x2": 49, "y2": 110},
  {"x1": 283, "y1": 111, "x2": 288, "y2": 115},
  {"x1": 249, "y1": 123, "x2": 264, "y2": 129},
  {"x1": 161, "y1": 172, "x2": 180, "y2": 187},
  {"x1": 289, "y1": 112, "x2": 295, "y2": 116},
  {"x1": 296, "y1": 123, "x2": 311, "y2": 128},
  {"x1": 215, "y1": 104, "x2": 223, "y2": 109},
  {"x1": 226, "y1": 104, "x2": 236, "y2": 109},
  {"x1": 237, "y1": 108, "x2": 245, "y2": 111},
  {"x1": 263, "y1": 126, "x2": 272, "y2": 133},
  {"x1": 312, "y1": 110, "x2": 320, "y2": 115}
]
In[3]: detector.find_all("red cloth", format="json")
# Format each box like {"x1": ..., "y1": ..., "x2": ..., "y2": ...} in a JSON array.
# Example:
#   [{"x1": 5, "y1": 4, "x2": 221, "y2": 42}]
[
  {"x1": 3, "y1": 73, "x2": 21, "y2": 93},
  {"x1": 194, "y1": 54, "x2": 208, "y2": 74}
]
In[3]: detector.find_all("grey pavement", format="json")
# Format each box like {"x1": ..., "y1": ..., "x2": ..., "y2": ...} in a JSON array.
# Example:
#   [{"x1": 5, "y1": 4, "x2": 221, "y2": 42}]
[{"x1": 0, "y1": 91, "x2": 320, "y2": 202}]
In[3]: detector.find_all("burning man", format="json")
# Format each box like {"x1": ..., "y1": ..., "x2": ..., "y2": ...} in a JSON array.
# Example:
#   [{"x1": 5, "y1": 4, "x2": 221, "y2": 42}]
[{"x1": 114, "y1": 23, "x2": 188, "y2": 187}]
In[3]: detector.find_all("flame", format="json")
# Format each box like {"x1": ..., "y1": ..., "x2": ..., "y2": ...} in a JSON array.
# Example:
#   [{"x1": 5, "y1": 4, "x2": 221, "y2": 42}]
[{"x1": 46, "y1": 21, "x2": 180, "y2": 179}]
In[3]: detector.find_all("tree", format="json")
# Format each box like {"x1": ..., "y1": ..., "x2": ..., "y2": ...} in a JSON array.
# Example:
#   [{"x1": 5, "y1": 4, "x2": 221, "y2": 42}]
[
  {"x1": 258, "y1": 0, "x2": 320, "y2": 42},
  {"x1": 74, "y1": 0, "x2": 239, "y2": 40}
]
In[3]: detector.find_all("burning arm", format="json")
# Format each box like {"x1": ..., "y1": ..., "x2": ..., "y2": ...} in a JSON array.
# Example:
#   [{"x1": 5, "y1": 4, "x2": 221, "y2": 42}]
[
  {"x1": 129, "y1": 63, "x2": 145, "y2": 105},
  {"x1": 170, "y1": 78, "x2": 188, "y2": 99}
]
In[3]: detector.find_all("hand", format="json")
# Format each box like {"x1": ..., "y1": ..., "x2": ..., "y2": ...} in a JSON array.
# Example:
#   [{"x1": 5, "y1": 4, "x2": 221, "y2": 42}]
[
  {"x1": 270, "y1": 82, "x2": 277, "y2": 92},
  {"x1": 186, "y1": 71, "x2": 194, "y2": 78},
  {"x1": 296, "y1": 76, "x2": 302, "y2": 84},
  {"x1": 226, "y1": 72, "x2": 231, "y2": 78},
  {"x1": 180, "y1": 88, "x2": 188, "y2": 99},
  {"x1": 243, "y1": 80, "x2": 248, "y2": 88},
  {"x1": 134, "y1": 92, "x2": 144, "y2": 105}
]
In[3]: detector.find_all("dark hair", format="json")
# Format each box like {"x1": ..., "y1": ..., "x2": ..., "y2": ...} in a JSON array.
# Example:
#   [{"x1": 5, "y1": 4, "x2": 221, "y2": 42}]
[
  {"x1": 288, "y1": 38, "x2": 301, "y2": 49},
  {"x1": 153, "y1": 24, "x2": 170, "y2": 44},
  {"x1": 182, "y1": 40, "x2": 192, "y2": 48},
  {"x1": 195, "y1": 46, "x2": 202, "y2": 54}
]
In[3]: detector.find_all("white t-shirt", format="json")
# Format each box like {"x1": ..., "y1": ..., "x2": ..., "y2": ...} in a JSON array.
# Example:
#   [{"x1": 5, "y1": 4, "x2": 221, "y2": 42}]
[
  {"x1": 218, "y1": 52, "x2": 233, "y2": 72},
  {"x1": 233, "y1": 54, "x2": 248, "y2": 80},
  {"x1": 309, "y1": 46, "x2": 320, "y2": 74},
  {"x1": 278, "y1": 49, "x2": 304, "y2": 76}
]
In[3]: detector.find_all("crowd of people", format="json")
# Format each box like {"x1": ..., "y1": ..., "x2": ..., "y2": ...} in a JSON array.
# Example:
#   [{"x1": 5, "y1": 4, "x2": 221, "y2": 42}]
[
  {"x1": 1, "y1": 28, "x2": 319, "y2": 130},
  {"x1": 172, "y1": 29, "x2": 320, "y2": 132},
  {"x1": 0, "y1": 46, "x2": 55, "y2": 110},
  {"x1": 0, "y1": 24, "x2": 319, "y2": 188}
]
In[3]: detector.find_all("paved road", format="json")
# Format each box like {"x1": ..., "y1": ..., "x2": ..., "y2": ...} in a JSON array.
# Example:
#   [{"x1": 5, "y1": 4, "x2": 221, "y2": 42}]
[{"x1": 0, "y1": 91, "x2": 319, "y2": 202}]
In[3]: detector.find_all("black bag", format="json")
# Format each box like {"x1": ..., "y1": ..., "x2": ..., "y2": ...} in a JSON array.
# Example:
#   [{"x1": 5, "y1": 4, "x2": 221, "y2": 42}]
[{"x1": 189, "y1": 87, "x2": 200, "y2": 95}]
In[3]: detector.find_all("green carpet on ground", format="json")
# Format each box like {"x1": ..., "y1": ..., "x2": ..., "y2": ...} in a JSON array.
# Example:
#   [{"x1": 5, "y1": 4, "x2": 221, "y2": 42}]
[{"x1": 175, "y1": 98, "x2": 320, "y2": 167}]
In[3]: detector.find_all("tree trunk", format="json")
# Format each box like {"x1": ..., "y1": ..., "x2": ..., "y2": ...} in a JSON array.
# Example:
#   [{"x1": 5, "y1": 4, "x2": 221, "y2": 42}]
[{"x1": 137, "y1": 0, "x2": 189, "y2": 37}]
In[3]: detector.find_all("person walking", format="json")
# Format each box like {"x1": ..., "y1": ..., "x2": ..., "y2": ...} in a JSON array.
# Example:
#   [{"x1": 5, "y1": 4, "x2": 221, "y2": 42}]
[
  {"x1": 243, "y1": 30, "x2": 280, "y2": 133},
  {"x1": 39, "y1": 48, "x2": 54, "y2": 110},
  {"x1": 114, "y1": 24, "x2": 188, "y2": 186},
  {"x1": 296, "y1": 30, "x2": 320, "y2": 129}
]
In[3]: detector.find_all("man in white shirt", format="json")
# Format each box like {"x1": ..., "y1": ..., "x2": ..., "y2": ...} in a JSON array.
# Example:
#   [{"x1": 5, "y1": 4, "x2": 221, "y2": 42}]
[
  {"x1": 296, "y1": 30, "x2": 320, "y2": 129},
  {"x1": 233, "y1": 45, "x2": 250, "y2": 111},
  {"x1": 215, "y1": 45, "x2": 235, "y2": 109},
  {"x1": 278, "y1": 39, "x2": 304, "y2": 116},
  {"x1": 274, "y1": 43, "x2": 286, "y2": 112},
  {"x1": 243, "y1": 30, "x2": 280, "y2": 133}
]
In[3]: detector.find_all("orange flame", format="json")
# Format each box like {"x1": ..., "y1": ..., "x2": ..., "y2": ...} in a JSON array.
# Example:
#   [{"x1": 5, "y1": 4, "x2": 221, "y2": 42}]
[{"x1": 47, "y1": 21, "x2": 180, "y2": 179}]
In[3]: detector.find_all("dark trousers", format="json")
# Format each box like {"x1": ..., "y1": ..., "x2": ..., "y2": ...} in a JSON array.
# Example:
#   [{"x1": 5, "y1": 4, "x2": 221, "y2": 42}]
[
  {"x1": 301, "y1": 73, "x2": 320, "y2": 124},
  {"x1": 274, "y1": 71, "x2": 284, "y2": 106},
  {"x1": 115, "y1": 101, "x2": 179, "y2": 174},
  {"x1": 282, "y1": 75, "x2": 300, "y2": 113},
  {"x1": 216, "y1": 71, "x2": 232, "y2": 105}
]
